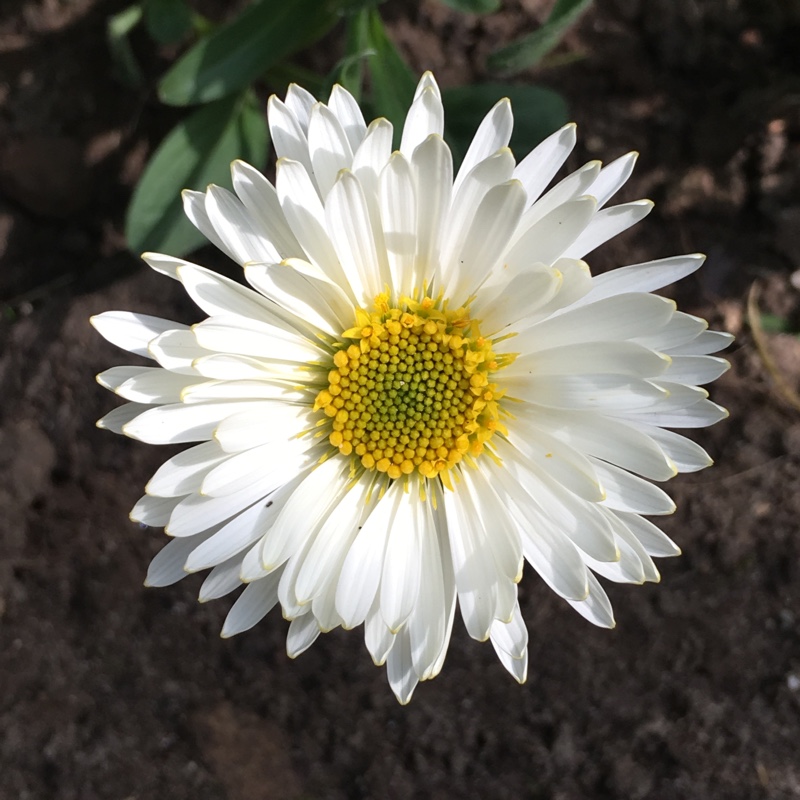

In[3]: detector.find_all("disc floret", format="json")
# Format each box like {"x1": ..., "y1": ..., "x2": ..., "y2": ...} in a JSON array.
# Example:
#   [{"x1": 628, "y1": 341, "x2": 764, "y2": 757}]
[{"x1": 314, "y1": 293, "x2": 512, "y2": 482}]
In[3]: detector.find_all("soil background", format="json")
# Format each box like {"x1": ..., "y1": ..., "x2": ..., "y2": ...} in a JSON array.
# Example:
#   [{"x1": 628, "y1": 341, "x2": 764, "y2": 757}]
[{"x1": 2, "y1": 1, "x2": 800, "y2": 798}]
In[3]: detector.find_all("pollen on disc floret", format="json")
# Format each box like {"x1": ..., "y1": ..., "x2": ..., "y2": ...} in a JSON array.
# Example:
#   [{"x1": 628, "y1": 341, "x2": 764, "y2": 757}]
[{"x1": 314, "y1": 292, "x2": 514, "y2": 483}]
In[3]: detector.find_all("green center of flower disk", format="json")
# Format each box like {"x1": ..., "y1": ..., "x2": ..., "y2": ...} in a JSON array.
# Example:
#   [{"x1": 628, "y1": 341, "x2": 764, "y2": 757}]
[{"x1": 313, "y1": 293, "x2": 514, "y2": 486}]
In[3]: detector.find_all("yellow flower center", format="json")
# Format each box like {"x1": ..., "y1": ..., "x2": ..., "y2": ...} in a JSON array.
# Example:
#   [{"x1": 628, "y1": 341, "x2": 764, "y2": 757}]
[{"x1": 314, "y1": 293, "x2": 512, "y2": 483}]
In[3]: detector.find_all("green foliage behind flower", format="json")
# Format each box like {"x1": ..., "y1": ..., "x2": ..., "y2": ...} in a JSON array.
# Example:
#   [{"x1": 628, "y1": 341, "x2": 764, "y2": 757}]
[{"x1": 110, "y1": 0, "x2": 592, "y2": 257}]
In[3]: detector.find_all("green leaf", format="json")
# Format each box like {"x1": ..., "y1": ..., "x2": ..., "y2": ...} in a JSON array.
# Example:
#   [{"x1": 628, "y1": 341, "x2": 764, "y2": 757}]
[
  {"x1": 759, "y1": 313, "x2": 791, "y2": 334},
  {"x1": 333, "y1": 11, "x2": 373, "y2": 101},
  {"x1": 328, "y1": 49, "x2": 375, "y2": 101},
  {"x1": 144, "y1": 0, "x2": 193, "y2": 45},
  {"x1": 487, "y1": 0, "x2": 592, "y2": 74},
  {"x1": 107, "y1": 4, "x2": 144, "y2": 87},
  {"x1": 443, "y1": 83, "x2": 568, "y2": 165},
  {"x1": 356, "y1": 8, "x2": 417, "y2": 140},
  {"x1": 438, "y1": 0, "x2": 500, "y2": 13},
  {"x1": 125, "y1": 93, "x2": 269, "y2": 257},
  {"x1": 158, "y1": 0, "x2": 338, "y2": 106}
]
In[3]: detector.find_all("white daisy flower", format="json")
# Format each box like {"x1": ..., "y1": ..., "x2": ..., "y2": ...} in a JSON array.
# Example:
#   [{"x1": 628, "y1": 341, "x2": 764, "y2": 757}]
[{"x1": 93, "y1": 72, "x2": 731, "y2": 704}]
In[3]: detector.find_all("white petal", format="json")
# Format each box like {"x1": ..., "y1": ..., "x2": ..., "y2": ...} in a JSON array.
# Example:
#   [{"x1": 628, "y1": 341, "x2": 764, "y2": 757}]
[
  {"x1": 386, "y1": 627, "x2": 418, "y2": 705},
  {"x1": 584, "y1": 516, "x2": 648, "y2": 584},
  {"x1": 328, "y1": 84, "x2": 367, "y2": 152},
  {"x1": 380, "y1": 487, "x2": 423, "y2": 633},
  {"x1": 122, "y1": 400, "x2": 268, "y2": 445},
  {"x1": 442, "y1": 482, "x2": 497, "y2": 641},
  {"x1": 276, "y1": 158, "x2": 352, "y2": 297},
  {"x1": 352, "y1": 118, "x2": 393, "y2": 202},
  {"x1": 336, "y1": 481, "x2": 401, "y2": 629},
  {"x1": 144, "y1": 529, "x2": 215, "y2": 587},
  {"x1": 167, "y1": 473, "x2": 279, "y2": 537},
  {"x1": 624, "y1": 398, "x2": 728, "y2": 429},
  {"x1": 467, "y1": 468, "x2": 524, "y2": 584},
  {"x1": 493, "y1": 643, "x2": 528, "y2": 684},
  {"x1": 453, "y1": 98, "x2": 513, "y2": 195},
  {"x1": 199, "y1": 557, "x2": 244, "y2": 601},
  {"x1": 414, "y1": 71, "x2": 441, "y2": 100},
  {"x1": 513, "y1": 123, "x2": 576, "y2": 208},
  {"x1": 262, "y1": 457, "x2": 348, "y2": 571},
  {"x1": 508, "y1": 340, "x2": 670, "y2": 379},
  {"x1": 311, "y1": 566, "x2": 345, "y2": 633},
  {"x1": 185, "y1": 476, "x2": 303, "y2": 572},
  {"x1": 519, "y1": 406, "x2": 676, "y2": 481},
  {"x1": 200, "y1": 438, "x2": 307, "y2": 498},
  {"x1": 400, "y1": 86, "x2": 444, "y2": 158},
  {"x1": 489, "y1": 601, "x2": 528, "y2": 660},
  {"x1": 440, "y1": 149, "x2": 515, "y2": 293},
  {"x1": 192, "y1": 353, "x2": 304, "y2": 382},
  {"x1": 308, "y1": 102, "x2": 354, "y2": 198},
  {"x1": 491, "y1": 453, "x2": 590, "y2": 600},
  {"x1": 518, "y1": 160, "x2": 600, "y2": 231},
  {"x1": 181, "y1": 379, "x2": 311, "y2": 405},
  {"x1": 96, "y1": 365, "x2": 148, "y2": 392},
  {"x1": 91, "y1": 311, "x2": 185, "y2": 358},
  {"x1": 243, "y1": 262, "x2": 345, "y2": 335},
  {"x1": 453, "y1": 179, "x2": 526, "y2": 297},
  {"x1": 221, "y1": 571, "x2": 282, "y2": 637},
  {"x1": 325, "y1": 170, "x2": 388, "y2": 303},
  {"x1": 204, "y1": 185, "x2": 281, "y2": 265},
  {"x1": 231, "y1": 160, "x2": 304, "y2": 259},
  {"x1": 661, "y1": 355, "x2": 730, "y2": 385},
  {"x1": 504, "y1": 195, "x2": 597, "y2": 269},
  {"x1": 578, "y1": 254, "x2": 706, "y2": 307},
  {"x1": 131, "y1": 493, "x2": 182, "y2": 527},
  {"x1": 513, "y1": 293, "x2": 676, "y2": 353},
  {"x1": 239, "y1": 540, "x2": 270, "y2": 583},
  {"x1": 610, "y1": 517, "x2": 660, "y2": 582},
  {"x1": 147, "y1": 256, "x2": 270, "y2": 324},
  {"x1": 613, "y1": 510, "x2": 681, "y2": 557},
  {"x1": 518, "y1": 511, "x2": 589, "y2": 601},
  {"x1": 563, "y1": 199, "x2": 654, "y2": 260},
  {"x1": 530, "y1": 257, "x2": 594, "y2": 319},
  {"x1": 186, "y1": 496, "x2": 273, "y2": 570},
  {"x1": 666, "y1": 329, "x2": 734, "y2": 356},
  {"x1": 406, "y1": 497, "x2": 449, "y2": 678},
  {"x1": 146, "y1": 441, "x2": 227, "y2": 496},
  {"x1": 293, "y1": 477, "x2": 370, "y2": 605},
  {"x1": 587, "y1": 151, "x2": 638, "y2": 208},
  {"x1": 633, "y1": 424, "x2": 712, "y2": 473},
  {"x1": 114, "y1": 368, "x2": 203, "y2": 404},
  {"x1": 509, "y1": 373, "x2": 669, "y2": 412},
  {"x1": 268, "y1": 95, "x2": 313, "y2": 174},
  {"x1": 476, "y1": 264, "x2": 561, "y2": 335},
  {"x1": 426, "y1": 484, "x2": 458, "y2": 679},
  {"x1": 147, "y1": 329, "x2": 207, "y2": 375},
  {"x1": 591, "y1": 458, "x2": 676, "y2": 515},
  {"x1": 284, "y1": 83, "x2": 316, "y2": 132},
  {"x1": 286, "y1": 612, "x2": 321, "y2": 658},
  {"x1": 411, "y1": 134, "x2": 452, "y2": 290},
  {"x1": 192, "y1": 315, "x2": 323, "y2": 362},
  {"x1": 181, "y1": 190, "x2": 237, "y2": 260},
  {"x1": 212, "y1": 405, "x2": 312, "y2": 453},
  {"x1": 506, "y1": 422, "x2": 604, "y2": 502},
  {"x1": 495, "y1": 449, "x2": 617, "y2": 563},
  {"x1": 379, "y1": 152, "x2": 417, "y2": 294},
  {"x1": 97, "y1": 402, "x2": 152, "y2": 434},
  {"x1": 364, "y1": 597, "x2": 396, "y2": 666},
  {"x1": 566, "y1": 573, "x2": 615, "y2": 628},
  {"x1": 633, "y1": 311, "x2": 707, "y2": 351},
  {"x1": 125, "y1": 371, "x2": 204, "y2": 404}
]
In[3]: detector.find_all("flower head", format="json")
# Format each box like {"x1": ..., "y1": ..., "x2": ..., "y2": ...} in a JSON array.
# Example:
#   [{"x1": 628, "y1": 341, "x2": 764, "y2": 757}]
[{"x1": 93, "y1": 73, "x2": 731, "y2": 703}]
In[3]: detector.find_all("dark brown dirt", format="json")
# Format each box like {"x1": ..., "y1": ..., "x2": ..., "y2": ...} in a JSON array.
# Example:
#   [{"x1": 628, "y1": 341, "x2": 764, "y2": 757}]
[{"x1": 2, "y1": 1, "x2": 800, "y2": 798}]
